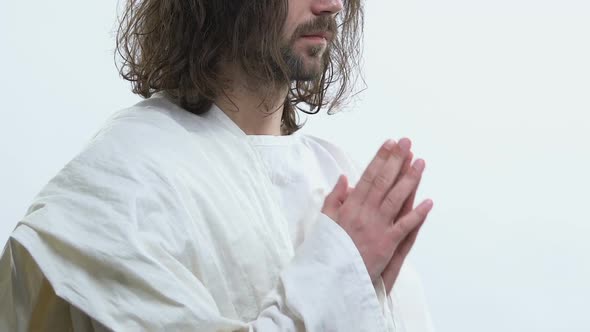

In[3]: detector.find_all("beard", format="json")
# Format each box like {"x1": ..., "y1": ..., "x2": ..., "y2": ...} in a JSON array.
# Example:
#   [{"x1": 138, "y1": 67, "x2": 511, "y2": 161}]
[
  {"x1": 280, "y1": 42, "x2": 329, "y2": 81},
  {"x1": 266, "y1": 16, "x2": 337, "y2": 82}
]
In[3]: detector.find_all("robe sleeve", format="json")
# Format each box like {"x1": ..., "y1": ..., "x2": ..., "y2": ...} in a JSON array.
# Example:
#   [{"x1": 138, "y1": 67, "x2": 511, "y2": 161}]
[
  {"x1": 248, "y1": 211, "x2": 387, "y2": 331},
  {"x1": 0, "y1": 212, "x2": 386, "y2": 332},
  {"x1": 0, "y1": 156, "x2": 387, "y2": 331},
  {"x1": 373, "y1": 266, "x2": 437, "y2": 332}
]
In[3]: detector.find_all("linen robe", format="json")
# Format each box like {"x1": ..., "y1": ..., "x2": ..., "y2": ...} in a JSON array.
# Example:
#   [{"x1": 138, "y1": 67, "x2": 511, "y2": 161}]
[{"x1": 0, "y1": 94, "x2": 434, "y2": 331}]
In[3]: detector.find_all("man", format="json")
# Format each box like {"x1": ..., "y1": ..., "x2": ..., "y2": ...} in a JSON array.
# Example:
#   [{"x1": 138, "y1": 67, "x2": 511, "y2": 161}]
[{"x1": 0, "y1": 0, "x2": 435, "y2": 330}]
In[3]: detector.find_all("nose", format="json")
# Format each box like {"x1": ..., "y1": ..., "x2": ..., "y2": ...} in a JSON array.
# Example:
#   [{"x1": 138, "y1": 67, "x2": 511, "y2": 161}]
[{"x1": 311, "y1": 0, "x2": 343, "y2": 17}]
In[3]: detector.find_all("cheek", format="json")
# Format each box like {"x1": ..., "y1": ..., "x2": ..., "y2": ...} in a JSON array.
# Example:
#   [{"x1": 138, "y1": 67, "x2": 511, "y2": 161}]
[
  {"x1": 283, "y1": 0, "x2": 305, "y2": 41},
  {"x1": 282, "y1": 17, "x2": 297, "y2": 41}
]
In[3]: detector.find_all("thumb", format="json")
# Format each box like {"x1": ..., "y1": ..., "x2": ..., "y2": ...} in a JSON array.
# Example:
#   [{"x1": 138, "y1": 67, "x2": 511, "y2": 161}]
[
  {"x1": 322, "y1": 175, "x2": 348, "y2": 213},
  {"x1": 345, "y1": 186, "x2": 354, "y2": 200}
]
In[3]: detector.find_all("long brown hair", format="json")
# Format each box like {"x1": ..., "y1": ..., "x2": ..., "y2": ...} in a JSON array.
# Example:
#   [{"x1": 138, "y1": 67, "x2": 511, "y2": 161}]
[{"x1": 115, "y1": 0, "x2": 364, "y2": 135}]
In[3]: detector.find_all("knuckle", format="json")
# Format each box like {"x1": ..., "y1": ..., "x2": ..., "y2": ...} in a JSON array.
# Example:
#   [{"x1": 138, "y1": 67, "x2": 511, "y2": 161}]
[
  {"x1": 388, "y1": 225, "x2": 404, "y2": 242},
  {"x1": 393, "y1": 173, "x2": 420, "y2": 198},
  {"x1": 383, "y1": 194, "x2": 396, "y2": 209},
  {"x1": 360, "y1": 169, "x2": 376, "y2": 184},
  {"x1": 404, "y1": 167, "x2": 422, "y2": 183},
  {"x1": 396, "y1": 220, "x2": 411, "y2": 236},
  {"x1": 390, "y1": 146, "x2": 406, "y2": 161},
  {"x1": 414, "y1": 206, "x2": 429, "y2": 219},
  {"x1": 373, "y1": 173, "x2": 390, "y2": 191},
  {"x1": 382, "y1": 192, "x2": 401, "y2": 212},
  {"x1": 377, "y1": 145, "x2": 392, "y2": 159}
]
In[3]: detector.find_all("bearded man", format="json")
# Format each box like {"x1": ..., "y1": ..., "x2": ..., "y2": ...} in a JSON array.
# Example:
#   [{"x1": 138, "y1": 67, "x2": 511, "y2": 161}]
[{"x1": 0, "y1": 0, "x2": 435, "y2": 330}]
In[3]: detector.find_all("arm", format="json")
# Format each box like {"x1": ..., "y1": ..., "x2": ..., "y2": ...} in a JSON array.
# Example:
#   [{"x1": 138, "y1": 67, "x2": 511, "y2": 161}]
[
  {"x1": 1, "y1": 207, "x2": 386, "y2": 332},
  {"x1": 1, "y1": 138, "x2": 428, "y2": 332}
]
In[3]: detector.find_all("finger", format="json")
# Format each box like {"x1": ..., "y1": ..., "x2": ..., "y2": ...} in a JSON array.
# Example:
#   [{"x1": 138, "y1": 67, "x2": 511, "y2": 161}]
[
  {"x1": 397, "y1": 218, "x2": 424, "y2": 257},
  {"x1": 332, "y1": 175, "x2": 349, "y2": 205},
  {"x1": 399, "y1": 188, "x2": 417, "y2": 220},
  {"x1": 322, "y1": 175, "x2": 349, "y2": 215},
  {"x1": 402, "y1": 151, "x2": 414, "y2": 174},
  {"x1": 345, "y1": 139, "x2": 397, "y2": 208},
  {"x1": 364, "y1": 138, "x2": 412, "y2": 210},
  {"x1": 397, "y1": 152, "x2": 416, "y2": 218},
  {"x1": 336, "y1": 186, "x2": 354, "y2": 205},
  {"x1": 380, "y1": 158, "x2": 425, "y2": 223},
  {"x1": 383, "y1": 218, "x2": 425, "y2": 294},
  {"x1": 343, "y1": 186, "x2": 354, "y2": 203},
  {"x1": 389, "y1": 198, "x2": 433, "y2": 241}
]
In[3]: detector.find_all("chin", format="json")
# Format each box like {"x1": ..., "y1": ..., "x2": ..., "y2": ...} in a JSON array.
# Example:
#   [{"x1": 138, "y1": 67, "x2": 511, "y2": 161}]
[
  {"x1": 283, "y1": 45, "x2": 328, "y2": 81},
  {"x1": 290, "y1": 67, "x2": 323, "y2": 81},
  {"x1": 296, "y1": 56, "x2": 328, "y2": 80}
]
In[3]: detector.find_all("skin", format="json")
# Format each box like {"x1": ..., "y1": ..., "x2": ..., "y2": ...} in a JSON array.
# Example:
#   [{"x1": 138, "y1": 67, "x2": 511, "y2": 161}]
[
  {"x1": 322, "y1": 138, "x2": 433, "y2": 295},
  {"x1": 215, "y1": 0, "x2": 433, "y2": 295}
]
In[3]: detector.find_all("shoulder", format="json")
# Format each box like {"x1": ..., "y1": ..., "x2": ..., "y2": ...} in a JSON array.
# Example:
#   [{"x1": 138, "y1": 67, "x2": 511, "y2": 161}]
[
  {"x1": 70, "y1": 97, "x2": 211, "y2": 177},
  {"x1": 32, "y1": 98, "x2": 201, "y2": 206},
  {"x1": 83, "y1": 98, "x2": 193, "y2": 158}
]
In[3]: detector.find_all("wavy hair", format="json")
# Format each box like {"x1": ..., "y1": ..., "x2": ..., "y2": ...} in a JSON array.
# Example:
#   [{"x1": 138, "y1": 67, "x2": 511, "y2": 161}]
[{"x1": 115, "y1": 0, "x2": 364, "y2": 135}]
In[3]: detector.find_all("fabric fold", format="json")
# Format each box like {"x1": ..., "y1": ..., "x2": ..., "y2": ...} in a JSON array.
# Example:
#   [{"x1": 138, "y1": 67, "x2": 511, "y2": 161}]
[{"x1": 0, "y1": 96, "x2": 395, "y2": 331}]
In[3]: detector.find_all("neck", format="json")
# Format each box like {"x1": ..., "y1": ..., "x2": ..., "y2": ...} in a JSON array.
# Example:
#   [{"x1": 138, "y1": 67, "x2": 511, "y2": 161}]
[{"x1": 214, "y1": 64, "x2": 288, "y2": 136}]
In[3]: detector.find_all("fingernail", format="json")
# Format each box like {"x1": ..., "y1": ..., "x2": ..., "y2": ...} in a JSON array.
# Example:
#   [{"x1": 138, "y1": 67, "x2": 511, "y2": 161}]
[
  {"x1": 412, "y1": 159, "x2": 425, "y2": 172},
  {"x1": 420, "y1": 199, "x2": 434, "y2": 212},
  {"x1": 335, "y1": 175, "x2": 345, "y2": 187},
  {"x1": 398, "y1": 138, "x2": 411, "y2": 152},
  {"x1": 384, "y1": 139, "x2": 396, "y2": 150}
]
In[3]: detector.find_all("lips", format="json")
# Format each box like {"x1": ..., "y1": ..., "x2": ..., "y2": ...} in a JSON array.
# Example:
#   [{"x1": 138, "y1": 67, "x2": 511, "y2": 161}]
[{"x1": 301, "y1": 31, "x2": 333, "y2": 41}]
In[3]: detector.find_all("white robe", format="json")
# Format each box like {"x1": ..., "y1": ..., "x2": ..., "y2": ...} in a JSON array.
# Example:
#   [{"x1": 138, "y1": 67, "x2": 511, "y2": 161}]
[{"x1": 0, "y1": 94, "x2": 435, "y2": 331}]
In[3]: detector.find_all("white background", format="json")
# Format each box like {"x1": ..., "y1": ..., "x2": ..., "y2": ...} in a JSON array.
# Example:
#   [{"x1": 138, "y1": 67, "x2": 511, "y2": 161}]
[{"x1": 1, "y1": 1, "x2": 589, "y2": 331}]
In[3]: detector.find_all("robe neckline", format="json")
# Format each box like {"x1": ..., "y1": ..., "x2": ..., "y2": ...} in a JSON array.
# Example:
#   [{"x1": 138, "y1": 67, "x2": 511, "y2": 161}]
[{"x1": 207, "y1": 103, "x2": 302, "y2": 146}]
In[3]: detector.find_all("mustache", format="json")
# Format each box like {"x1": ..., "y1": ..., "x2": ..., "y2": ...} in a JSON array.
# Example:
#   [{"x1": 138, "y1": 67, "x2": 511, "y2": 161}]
[{"x1": 291, "y1": 16, "x2": 338, "y2": 41}]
